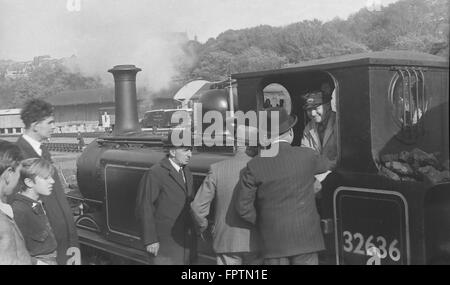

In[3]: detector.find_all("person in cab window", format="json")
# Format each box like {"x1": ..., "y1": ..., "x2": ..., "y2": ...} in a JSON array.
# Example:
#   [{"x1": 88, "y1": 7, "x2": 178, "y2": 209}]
[{"x1": 301, "y1": 84, "x2": 337, "y2": 192}]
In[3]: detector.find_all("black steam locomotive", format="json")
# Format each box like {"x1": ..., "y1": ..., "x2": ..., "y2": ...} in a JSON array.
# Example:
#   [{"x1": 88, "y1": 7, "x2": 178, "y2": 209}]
[{"x1": 71, "y1": 51, "x2": 449, "y2": 265}]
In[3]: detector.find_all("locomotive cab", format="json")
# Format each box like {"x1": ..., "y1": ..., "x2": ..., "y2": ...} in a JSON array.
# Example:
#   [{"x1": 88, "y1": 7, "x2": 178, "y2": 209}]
[{"x1": 232, "y1": 51, "x2": 449, "y2": 265}]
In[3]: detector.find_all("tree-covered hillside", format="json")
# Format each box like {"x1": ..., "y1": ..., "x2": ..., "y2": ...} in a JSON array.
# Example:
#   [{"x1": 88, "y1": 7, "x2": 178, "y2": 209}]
[
  {"x1": 184, "y1": 0, "x2": 448, "y2": 81},
  {"x1": 0, "y1": 62, "x2": 104, "y2": 108}
]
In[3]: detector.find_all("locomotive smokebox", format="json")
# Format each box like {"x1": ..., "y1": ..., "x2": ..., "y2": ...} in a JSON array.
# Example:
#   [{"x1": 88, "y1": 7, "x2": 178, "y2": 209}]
[{"x1": 108, "y1": 65, "x2": 142, "y2": 135}]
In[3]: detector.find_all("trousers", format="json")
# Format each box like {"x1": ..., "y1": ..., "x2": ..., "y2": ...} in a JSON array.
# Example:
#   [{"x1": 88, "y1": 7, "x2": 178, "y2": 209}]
[
  {"x1": 263, "y1": 252, "x2": 318, "y2": 265},
  {"x1": 216, "y1": 252, "x2": 262, "y2": 265}
]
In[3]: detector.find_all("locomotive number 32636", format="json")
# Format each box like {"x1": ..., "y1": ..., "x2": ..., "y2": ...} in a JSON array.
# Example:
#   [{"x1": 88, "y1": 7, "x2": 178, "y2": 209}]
[{"x1": 342, "y1": 231, "x2": 401, "y2": 265}]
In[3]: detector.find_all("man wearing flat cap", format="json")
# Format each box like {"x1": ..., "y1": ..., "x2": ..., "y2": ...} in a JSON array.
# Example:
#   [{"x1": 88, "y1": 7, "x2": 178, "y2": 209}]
[
  {"x1": 301, "y1": 83, "x2": 337, "y2": 191},
  {"x1": 235, "y1": 107, "x2": 332, "y2": 265},
  {"x1": 135, "y1": 132, "x2": 195, "y2": 264}
]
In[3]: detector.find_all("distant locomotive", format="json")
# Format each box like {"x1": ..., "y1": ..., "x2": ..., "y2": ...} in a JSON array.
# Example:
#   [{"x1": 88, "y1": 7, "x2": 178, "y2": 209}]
[{"x1": 71, "y1": 51, "x2": 449, "y2": 265}]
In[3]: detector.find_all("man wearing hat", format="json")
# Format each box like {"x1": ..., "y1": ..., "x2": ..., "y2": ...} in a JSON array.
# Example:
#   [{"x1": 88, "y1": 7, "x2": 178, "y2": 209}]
[
  {"x1": 235, "y1": 107, "x2": 332, "y2": 265},
  {"x1": 191, "y1": 123, "x2": 261, "y2": 265},
  {"x1": 301, "y1": 84, "x2": 337, "y2": 191},
  {"x1": 301, "y1": 83, "x2": 337, "y2": 164},
  {"x1": 135, "y1": 132, "x2": 195, "y2": 265}
]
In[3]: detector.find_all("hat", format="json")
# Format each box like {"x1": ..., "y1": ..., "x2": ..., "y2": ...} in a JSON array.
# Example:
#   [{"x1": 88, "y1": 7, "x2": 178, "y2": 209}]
[
  {"x1": 302, "y1": 91, "x2": 331, "y2": 110},
  {"x1": 259, "y1": 107, "x2": 297, "y2": 136}
]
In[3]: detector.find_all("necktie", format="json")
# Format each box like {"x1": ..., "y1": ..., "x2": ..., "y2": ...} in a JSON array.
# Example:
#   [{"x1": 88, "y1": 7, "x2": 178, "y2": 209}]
[
  {"x1": 179, "y1": 167, "x2": 186, "y2": 183},
  {"x1": 40, "y1": 144, "x2": 53, "y2": 162}
]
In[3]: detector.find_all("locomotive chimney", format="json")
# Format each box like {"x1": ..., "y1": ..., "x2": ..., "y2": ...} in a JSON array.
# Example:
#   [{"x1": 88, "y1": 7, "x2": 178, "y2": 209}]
[{"x1": 108, "y1": 65, "x2": 142, "y2": 135}]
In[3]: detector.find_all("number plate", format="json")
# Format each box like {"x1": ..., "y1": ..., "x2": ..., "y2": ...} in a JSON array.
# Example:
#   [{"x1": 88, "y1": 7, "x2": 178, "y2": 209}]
[{"x1": 334, "y1": 187, "x2": 410, "y2": 265}]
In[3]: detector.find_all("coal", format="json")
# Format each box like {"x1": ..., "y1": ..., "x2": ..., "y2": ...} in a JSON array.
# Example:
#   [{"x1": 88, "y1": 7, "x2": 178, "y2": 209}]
[
  {"x1": 381, "y1": 153, "x2": 399, "y2": 163},
  {"x1": 385, "y1": 161, "x2": 414, "y2": 176},
  {"x1": 417, "y1": 166, "x2": 450, "y2": 184},
  {"x1": 399, "y1": 151, "x2": 411, "y2": 162},
  {"x1": 380, "y1": 166, "x2": 401, "y2": 181},
  {"x1": 410, "y1": 148, "x2": 440, "y2": 167},
  {"x1": 379, "y1": 148, "x2": 449, "y2": 184}
]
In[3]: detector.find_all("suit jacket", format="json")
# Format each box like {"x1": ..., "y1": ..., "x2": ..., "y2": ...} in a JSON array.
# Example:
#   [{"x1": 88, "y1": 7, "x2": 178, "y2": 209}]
[
  {"x1": 15, "y1": 136, "x2": 79, "y2": 265},
  {"x1": 135, "y1": 157, "x2": 195, "y2": 265},
  {"x1": 11, "y1": 194, "x2": 58, "y2": 257},
  {"x1": 191, "y1": 151, "x2": 259, "y2": 254},
  {"x1": 236, "y1": 142, "x2": 331, "y2": 259},
  {"x1": 301, "y1": 111, "x2": 337, "y2": 164},
  {"x1": 0, "y1": 210, "x2": 33, "y2": 265}
]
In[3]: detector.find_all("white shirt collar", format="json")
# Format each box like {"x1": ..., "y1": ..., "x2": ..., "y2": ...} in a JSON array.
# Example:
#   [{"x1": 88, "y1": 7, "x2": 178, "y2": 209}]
[
  {"x1": 168, "y1": 158, "x2": 182, "y2": 172},
  {"x1": 22, "y1": 134, "x2": 42, "y2": 156},
  {"x1": 0, "y1": 201, "x2": 14, "y2": 219}
]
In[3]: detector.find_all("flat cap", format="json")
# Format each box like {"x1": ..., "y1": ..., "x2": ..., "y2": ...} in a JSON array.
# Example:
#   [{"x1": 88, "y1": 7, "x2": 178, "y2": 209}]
[{"x1": 302, "y1": 91, "x2": 331, "y2": 110}]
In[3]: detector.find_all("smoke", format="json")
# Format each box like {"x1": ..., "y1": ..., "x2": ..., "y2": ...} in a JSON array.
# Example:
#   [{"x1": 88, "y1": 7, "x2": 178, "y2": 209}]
[
  {"x1": 59, "y1": 1, "x2": 194, "y2": 92},
  {"x1": 0, "y1": 0, "x2": 196, "y2": 93},
  {"x1": 64, "y1": 31, "x2": 190, "y2": 92}
]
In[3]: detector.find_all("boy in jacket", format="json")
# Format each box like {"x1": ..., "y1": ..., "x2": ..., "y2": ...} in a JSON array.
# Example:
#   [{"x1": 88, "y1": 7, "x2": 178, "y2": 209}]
[{"x1": 12, "y1": 158, "x2": 58, "y2": 265}]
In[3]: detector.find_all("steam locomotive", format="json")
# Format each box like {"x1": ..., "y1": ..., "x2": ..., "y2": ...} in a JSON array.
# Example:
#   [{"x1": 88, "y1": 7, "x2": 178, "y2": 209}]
[{"x1": 71, "y1": 51, "x2": 449, "y2": 265}]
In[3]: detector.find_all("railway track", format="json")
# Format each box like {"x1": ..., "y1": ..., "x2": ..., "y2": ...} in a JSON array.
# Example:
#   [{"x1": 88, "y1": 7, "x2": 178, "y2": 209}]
[{"x1": 44, "y1": 142, "x2": 83, "y2": 152}]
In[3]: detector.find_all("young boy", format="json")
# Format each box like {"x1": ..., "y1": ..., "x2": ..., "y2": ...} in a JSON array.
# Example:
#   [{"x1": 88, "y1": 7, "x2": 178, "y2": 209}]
[
  {"x1": 11, "y1": 157, "x2": 58, "y2": 265},
  {"x1": 0, "y1": 140, "x2": 32, "y2": 265}
]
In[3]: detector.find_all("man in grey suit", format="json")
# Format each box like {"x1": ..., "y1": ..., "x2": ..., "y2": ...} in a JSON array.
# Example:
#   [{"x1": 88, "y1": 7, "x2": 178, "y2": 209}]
[
  {"x1": 191, "y1": 124, "x2": 261, "y2": 265},
  {"x1": 236, "y1": 107, "x2": 332, "y2": 265}
]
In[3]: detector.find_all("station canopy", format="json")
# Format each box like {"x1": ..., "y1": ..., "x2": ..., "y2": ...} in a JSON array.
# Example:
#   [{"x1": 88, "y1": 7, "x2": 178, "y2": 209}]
[{"x1": 47, "y1": 88, "x2": 115, "y2": 106}]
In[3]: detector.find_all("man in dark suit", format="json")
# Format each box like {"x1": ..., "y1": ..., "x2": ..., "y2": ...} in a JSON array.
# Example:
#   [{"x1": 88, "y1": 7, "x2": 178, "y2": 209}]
[
  {"x1": 15, "y1": 99, "x2": 79, "y2": 265},
  {"x1": 236, "y1": 107, "x2": 332, "y2": 265},
  {"x1": 135, "y1": 134, "x2": 195, "y2": 265}
]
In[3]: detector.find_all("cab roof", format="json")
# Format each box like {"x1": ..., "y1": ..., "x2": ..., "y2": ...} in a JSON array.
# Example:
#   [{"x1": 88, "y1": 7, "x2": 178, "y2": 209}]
[{"x1": 232, "y1": 51, "x2": 448, "y2": 79}]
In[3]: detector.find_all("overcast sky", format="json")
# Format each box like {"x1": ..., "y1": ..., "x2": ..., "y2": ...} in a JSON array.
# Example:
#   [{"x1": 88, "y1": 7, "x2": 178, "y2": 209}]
[
  {"x1": 0, "y1": 0, "x2": 400, "y2": 61},
  {"x1": 0, "y1": 0, "x2": 398, "y2": 89}
]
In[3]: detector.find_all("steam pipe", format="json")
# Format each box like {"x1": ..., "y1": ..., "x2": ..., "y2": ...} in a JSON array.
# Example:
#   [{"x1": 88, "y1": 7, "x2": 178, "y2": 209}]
[{"x1": 108, "y1": 65, "x2": 142, "y2": 135}]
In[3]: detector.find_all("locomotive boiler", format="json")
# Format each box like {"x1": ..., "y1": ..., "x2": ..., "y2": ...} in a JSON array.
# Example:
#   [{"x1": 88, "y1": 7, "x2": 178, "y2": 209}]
[
  {"x1": 74, "y1": 65, "x2": 235, "y2": 264},
  {"x1": 72, "y1": 51, "x2": 449, "y2": 265}
]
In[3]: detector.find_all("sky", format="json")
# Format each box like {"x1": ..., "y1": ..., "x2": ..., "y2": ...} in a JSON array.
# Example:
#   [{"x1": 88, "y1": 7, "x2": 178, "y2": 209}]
[{"x1": 0, "y1": 0, "x2": 399, "y2": 89}]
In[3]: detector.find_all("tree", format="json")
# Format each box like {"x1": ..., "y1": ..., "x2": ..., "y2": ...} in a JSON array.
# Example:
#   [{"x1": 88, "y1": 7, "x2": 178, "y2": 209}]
[
  {"x1": 278, "y1": 20, "x2": 368, "y2": 62},
  {"x1": 0, "y1": 61, "x2": 105, "y2": 108},
  {"x1": 231, "y1": 47, "x2": 287, "y2": 73},
  {"x1": 191, "y1": 51, "x2": 234, "y2": 81}
]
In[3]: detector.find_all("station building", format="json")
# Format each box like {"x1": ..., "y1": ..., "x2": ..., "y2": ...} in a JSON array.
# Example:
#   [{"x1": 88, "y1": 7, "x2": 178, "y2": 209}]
[
  {"x1": 0, "y1": 87, "x2": 170, "y2": 135},
  {"x1": 46, "y1": 88, "x2": 116, "y2": 133},
  {"x1": 0, "y1": 108, "x2": 24, "y2": 135}
]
